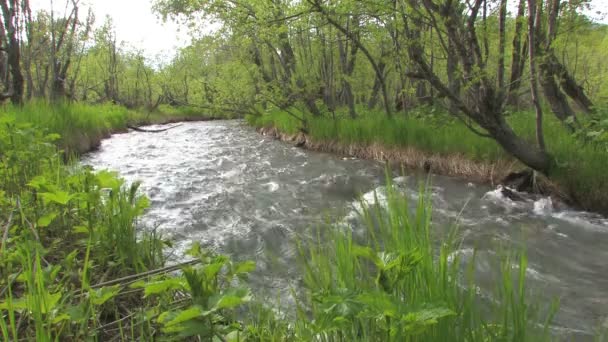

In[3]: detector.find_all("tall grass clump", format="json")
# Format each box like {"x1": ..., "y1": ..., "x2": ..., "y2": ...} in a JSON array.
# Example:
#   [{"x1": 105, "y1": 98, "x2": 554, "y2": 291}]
[
  {"x1": 0, "y1": 114, "x2": 165, "y2": 340},
  {"x1": 0, "y1": 113, "x2": 262, "y2": 340},
  {"x1": 2, "y1": 101, "x2": 133, "y2": 154},
  {"x1": 1, "y1": 101, "x2": 223, "y2": 156},
  {"x1": 289, "y1": 177, "x2": 554, "y2": 341},
  {"x1": 248, "y1": 106, "x2": 608, "y2": 213}
]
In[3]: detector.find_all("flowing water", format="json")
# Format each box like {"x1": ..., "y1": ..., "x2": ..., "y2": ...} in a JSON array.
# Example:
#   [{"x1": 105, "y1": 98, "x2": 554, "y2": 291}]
[{"x1": 83, "y1": 120, "x2": 608, "y2": 339}]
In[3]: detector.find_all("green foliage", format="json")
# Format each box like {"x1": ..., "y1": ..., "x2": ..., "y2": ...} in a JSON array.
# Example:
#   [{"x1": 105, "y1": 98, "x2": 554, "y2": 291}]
[
  {"x1": 290, "y1": 181, "x2": 552, "y2": 341},
  {"x1": 131, "y1": 244, "x2": 255, "y2": 339},
  {"x1": 0, "y1": 110, "x2": 558, "y2": 340},
  {"x1": 0, "y1": 112, "x2": 255, "y2": 340},
  {"x1": 2, "y1": 101, "x2": 133, "y2": 154},
  {"x1": 0, "y1": 116, "x2": 166, "y2": 340},
  {"x1": 250, "y1": 106, "x2": 608, "y2": 213}
]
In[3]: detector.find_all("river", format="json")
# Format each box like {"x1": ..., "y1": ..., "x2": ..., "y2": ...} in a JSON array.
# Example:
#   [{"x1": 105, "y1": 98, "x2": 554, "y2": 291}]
[{"x1": 82, "y1": 120, "x2": 608, "y2": 339}]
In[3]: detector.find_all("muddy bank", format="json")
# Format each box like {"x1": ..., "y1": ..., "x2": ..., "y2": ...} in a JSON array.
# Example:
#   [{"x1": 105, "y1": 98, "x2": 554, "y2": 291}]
[{"x1": 257, "y1": 126, "x2": 571, "y2": 206}]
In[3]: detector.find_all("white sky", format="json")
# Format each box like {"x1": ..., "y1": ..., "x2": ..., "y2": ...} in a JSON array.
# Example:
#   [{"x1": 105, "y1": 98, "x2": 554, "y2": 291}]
[
  {"x1": 30, "y1": 0, "x2": 191, "y2": 61},
  {"x1": 30, "y1": 0, "x2": 608, "y2": 61}
]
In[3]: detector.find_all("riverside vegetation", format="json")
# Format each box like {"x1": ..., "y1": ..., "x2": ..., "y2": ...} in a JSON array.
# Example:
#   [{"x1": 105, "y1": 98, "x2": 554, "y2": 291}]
[
  {"x1": 2, "y1": 0, "x2": 608, "y2": 208},
  {"x1": 2, "y1": 0, "x2": 608, "y2": 340},
  {"x1": 248, "y1": 105, "x2": 608, "y2": 213},
  {"x1": 0, "y1": 107, "x2": 557, "y2": 340}
]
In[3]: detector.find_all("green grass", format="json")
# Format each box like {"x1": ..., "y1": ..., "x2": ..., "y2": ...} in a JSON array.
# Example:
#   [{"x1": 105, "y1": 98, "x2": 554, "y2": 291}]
[
  {"x1": 3, "y1": 101, "x2": 133, "y2": 154},
  {"x1": 285, "y1": 178, "x2": 554, "y2": 341},
  {"x1": 0, "y1": 102, "x2": 224, "y2": 155},
  {"x1": 0, "y1": 116, "x2": 166, "y2": 340},
  {"x1": 248, "y1": 106, "x2": 608, "y2": 213},
  {"x1": 0, "y1": 106, "x2": 559, "y2": 340}
]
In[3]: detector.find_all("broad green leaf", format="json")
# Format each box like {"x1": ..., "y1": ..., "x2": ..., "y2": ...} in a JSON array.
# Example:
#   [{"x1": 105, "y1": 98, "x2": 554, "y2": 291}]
[
  {"x1": 232, "y1": 260, "x2": 256, "y2": 275},
  {"x1": 95, "y1": 170, "x2": 123, "y2": 190},
  {"x1": 203, "y1": 256, "x2": 228, "y2": 279},
  {"x1": 40, "y1": 191, "x2": 74, "y2": 206},
  {"x1": 129, "y1": 280, "x2": 147, "y2": 289},
  {"x1": 172, "y1": 320, "x2": 212, "y2": 337},
  {"x1": 90, "y1": 285, "x2": 121, "y2": 305},
  {"x1": 210, "y1": 287, "x2": 251, "y2": 310},
  {"x1": 186, "y1": 242, "x2": 203, "y2": 257},
  {"x1": 73, "y1": 225, "x2": 90, "y2": 234},
  {"x1": 0, "y1": 116, "x2": 15, "y2": 125},
  {"x1": 226, "y1": 331, "x2": 241, "y2": 342},
  {"x1": 37, "y1": 212, "x2": 58, "y2": 228},
  {"x1": 164, "y1": 306, "x2": 204, "y2": 327},
  {"x1": 401, "y1": 306, "x2": 455, "y2": 333},
  {"x1": 134, "y1": 196, "x2": 150, "y2": 214},
  {"x1": 0, "y1": 292, "x2": 60, "y2": 314},
  {"x1": 28, "y1": 175, "x2": 49, "y2": 190},
  {"x1": 52, "y1": 313, "x2": 70, "y2": 324},
  {"x1": 143, "y1": 278, "x2": 184, "y2": 297},
  {"x1": 215, "y1": 295, "x2": 245, "y2": 310},
  {"x1": 356, "y1": 291, "x2": 398, "y2": 317},
  {"x1": 0, "y1": 298, "x2": 27, "y2": 311},
  {"x1": 65, "y1": 304, "x2": 88, "y2": 323},
  {"x1": 352, "y1": 244, "x2": 380, "y2": 265}
]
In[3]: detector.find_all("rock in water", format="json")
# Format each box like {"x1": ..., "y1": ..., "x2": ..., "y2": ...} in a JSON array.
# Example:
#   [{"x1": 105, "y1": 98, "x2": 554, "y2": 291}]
[
  {"x1": 499, "y1": 185, "x2": 526, "y2": 202},
  {"x1": 500, "y1": 169, "x2": 534, "y2": 193}
]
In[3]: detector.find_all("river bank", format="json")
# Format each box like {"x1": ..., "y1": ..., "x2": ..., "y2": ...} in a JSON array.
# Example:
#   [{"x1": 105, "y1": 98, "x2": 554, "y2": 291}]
[
  {"x1": 86, "y1": 120, "x2": 608, "y2": 340},
  {"x1": 248, "y1": 109, "x2": 606, "y2": 214},
  {"x1": 2, "y1": 112, "x2": 603, "y2": 340},
  {"x1": 258, "y1": 126, "x2": 517, "y2": 183},
  {"x1": 256, "y1": 125, "x2": 573, "y2": 210},
  {"x1": 2, "y1": 102, "x2": 222, "y2": 156}
]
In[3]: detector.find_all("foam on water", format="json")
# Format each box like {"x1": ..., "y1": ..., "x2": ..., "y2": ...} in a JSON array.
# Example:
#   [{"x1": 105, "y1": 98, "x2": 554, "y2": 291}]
[
  {"x1": 83, "y1": 121, "x2": 608, "y2": 339},
  {"x1": 263, "y1": 181, "x2": 280, "y2": 192}
]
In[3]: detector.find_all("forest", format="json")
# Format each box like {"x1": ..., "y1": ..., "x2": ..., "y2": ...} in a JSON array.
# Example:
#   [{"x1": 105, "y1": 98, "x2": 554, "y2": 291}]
[{"x1": 1, "y1": 0, "x2": 608, "y2": 340}]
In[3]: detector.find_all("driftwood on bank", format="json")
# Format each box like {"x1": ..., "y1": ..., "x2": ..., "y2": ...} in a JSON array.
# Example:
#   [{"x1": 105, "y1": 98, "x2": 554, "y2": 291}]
[{"x1": 126, "y1": 123, "x2": 182, "y2": 133}]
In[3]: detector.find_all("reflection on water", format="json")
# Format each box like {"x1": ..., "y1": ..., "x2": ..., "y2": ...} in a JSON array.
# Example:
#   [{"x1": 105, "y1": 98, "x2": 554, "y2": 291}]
[{"x1": 83, "y1": 120, "x2": 608, "y2": 340}]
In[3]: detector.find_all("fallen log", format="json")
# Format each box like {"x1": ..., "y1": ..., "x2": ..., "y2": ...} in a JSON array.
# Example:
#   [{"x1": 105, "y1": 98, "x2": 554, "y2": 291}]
[{"x1": 126, "y1": 123, "x2": 182, "y2": 133}]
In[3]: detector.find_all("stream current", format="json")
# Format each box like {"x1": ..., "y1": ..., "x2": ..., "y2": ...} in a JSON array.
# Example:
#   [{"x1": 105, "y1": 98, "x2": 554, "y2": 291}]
[{"x1": 83, "y1": 120, "x2": 608, "y2": 339}]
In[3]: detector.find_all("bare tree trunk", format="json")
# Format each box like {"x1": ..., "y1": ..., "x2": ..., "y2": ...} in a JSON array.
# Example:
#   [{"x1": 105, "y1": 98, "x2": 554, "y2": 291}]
[
  {"x1": 319, "y1": 28, "x2": 335, "y2": 111},
  {"x1": 0, "y1": 0, "x2": 24, "y2": 104},
  {"x1": 310, "y1": 0, "x2": 392, "y2": 118},
  {"x1": 447, "y1": 39, "x2": 460, "y2": 115},
  {"x1": 528, "y1": 0, "x2": 545, "y2": 151},
  {"x1": 507, "y1": 0, "x2": 528, "y2": 106},
  {"x1": 50, "y1": 0, "x2": 79, "y2": 102},
  {"x1": 367, "y1": 61, "x2": 385, "y2": 110},
  {"x1": 548, "y1": 53, "x2": 594, "y2": 113},
  {"x1": 497, "y1": 0, "x2": 507, "y2": 94},
  {"x1": 271, "y1": 7, "x2": 322, "y2": 117},
  {"x1": 337, "y1": 16, "x2": 359, "y2": 118},
  {"x1": 534, "y1": 0, "x2": 577, "y2": 129},
  {"x1": 0, "y1": 19, "x2": 8, "y2": 94},
  {"x1": 20, "y1": 0, "x2": 34, "y2": 100},
  {"x1": 402, "y1": 0, "x2": 553, "y2": 174}
]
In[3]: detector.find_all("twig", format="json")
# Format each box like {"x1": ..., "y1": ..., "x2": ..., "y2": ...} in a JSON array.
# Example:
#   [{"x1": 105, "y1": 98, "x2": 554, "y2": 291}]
[
  {"x1": 127, "y1": 124, "x2": 183, "y2": 133},
  {"x1": 16, "y1": 198, "x2": 40, "y2": 243},
  {"x1": 103, "y1": 298, "x2": 192, "y2": 341},
  {"x1": 1, "y1": 210, "x2": 14, "y2": 251},
  {"x1": 88, "y1": 259, "x2": 200, "y2": 290}
]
